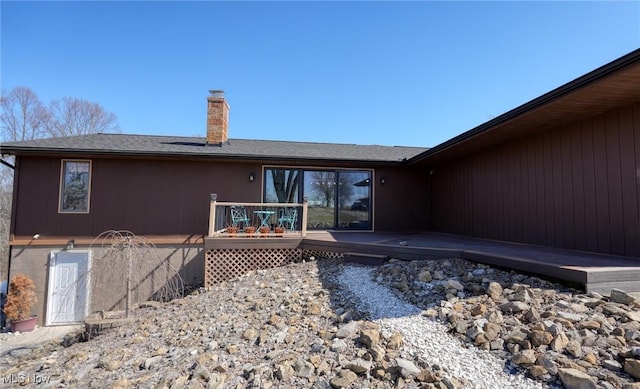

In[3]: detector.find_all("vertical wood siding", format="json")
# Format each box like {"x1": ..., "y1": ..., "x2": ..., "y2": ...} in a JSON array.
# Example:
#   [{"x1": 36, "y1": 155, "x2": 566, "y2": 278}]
[
  {"x1": 11, "y1": 158, "x2": 266, "y2": 238},
  {"x1": 431, "y1": 102, "x2": 640, "y2": 257},
  {"x1": 373, "y1": 166, "x2": 431, "y2": 231},
  {"x1": 12, "y1": 159, "x2": 430, "y2": 238}
]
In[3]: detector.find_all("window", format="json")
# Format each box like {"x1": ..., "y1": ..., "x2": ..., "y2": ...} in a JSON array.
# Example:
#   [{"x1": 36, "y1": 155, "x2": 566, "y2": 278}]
[
  {"x1": 263, "y1": 166, "x2": 372, "y2": 230},
  {"x1": 59, "y1": 160, "x2": 92, "y2": 213},
  {"x1": 264, "y1": 168, "x2": 300, "y2": 203}
]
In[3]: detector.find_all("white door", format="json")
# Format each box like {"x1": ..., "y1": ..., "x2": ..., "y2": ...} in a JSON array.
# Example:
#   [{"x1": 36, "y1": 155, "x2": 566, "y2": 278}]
[{"x1": 47, "y1": 251, "x2": 91, "y2": 325}]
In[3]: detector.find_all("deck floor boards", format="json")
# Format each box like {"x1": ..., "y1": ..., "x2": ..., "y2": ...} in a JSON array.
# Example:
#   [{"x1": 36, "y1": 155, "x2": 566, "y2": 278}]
[{"x1": 301, "y1": 231, "x2": 640, "y2": 294}]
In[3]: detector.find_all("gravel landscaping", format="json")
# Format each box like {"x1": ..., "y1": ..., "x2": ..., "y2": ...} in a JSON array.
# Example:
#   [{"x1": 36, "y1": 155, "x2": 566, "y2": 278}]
[{"x1": 0, "y1": 257, "x2": 638, "y2": 389}]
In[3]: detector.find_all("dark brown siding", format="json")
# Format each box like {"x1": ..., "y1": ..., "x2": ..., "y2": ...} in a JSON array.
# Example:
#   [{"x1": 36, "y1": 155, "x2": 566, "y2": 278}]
[
  {"x1": 11, "y1": 158, "x2": 429, "y2": 238},
  {"x1": 12, "y1": 158, "x2": 264, "y2": 238},
  {"x1": 373, "y1": 166, "x2": 431, "y2": 231},
  {"x1": 431, "y1": 101, "x2": 640, "y2": 257}
]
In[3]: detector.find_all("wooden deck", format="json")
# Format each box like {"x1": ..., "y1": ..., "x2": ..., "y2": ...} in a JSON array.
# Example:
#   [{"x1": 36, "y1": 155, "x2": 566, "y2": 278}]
[{"x1": 300, "y1": 231, "x2": 640, "y2": 295}]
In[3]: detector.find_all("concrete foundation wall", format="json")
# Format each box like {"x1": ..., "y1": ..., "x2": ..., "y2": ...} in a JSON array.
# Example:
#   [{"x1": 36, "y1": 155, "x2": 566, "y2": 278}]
[
  {"x1": 7, "y1": 247, "x2": 50, "y2": 326},
  {"x1": 7, "y1": 245, "x2": 204, "y2": 326}
]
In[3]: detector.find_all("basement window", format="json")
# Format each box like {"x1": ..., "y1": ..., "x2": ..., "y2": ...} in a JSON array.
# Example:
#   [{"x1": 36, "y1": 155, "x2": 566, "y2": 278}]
[{"x1": 58, "y1": 159, "x2": 92, "y2": 213}]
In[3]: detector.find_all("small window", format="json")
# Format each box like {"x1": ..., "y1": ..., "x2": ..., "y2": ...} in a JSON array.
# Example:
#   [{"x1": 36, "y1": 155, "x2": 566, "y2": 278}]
[{"x1": 59, "y1": 160, "x2": 92, "y2": 213}]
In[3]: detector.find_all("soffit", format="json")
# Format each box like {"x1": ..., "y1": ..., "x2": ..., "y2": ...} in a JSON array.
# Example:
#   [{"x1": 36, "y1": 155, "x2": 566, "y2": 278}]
[{"x1": 411, "y1": 53, "x2": 640, "y2": 167}]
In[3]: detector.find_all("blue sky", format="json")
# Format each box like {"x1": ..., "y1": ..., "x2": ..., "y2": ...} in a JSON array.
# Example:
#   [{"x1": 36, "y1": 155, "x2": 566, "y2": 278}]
[{"x1": 2, "y1": 1, "x2": 639, "y2": 148}]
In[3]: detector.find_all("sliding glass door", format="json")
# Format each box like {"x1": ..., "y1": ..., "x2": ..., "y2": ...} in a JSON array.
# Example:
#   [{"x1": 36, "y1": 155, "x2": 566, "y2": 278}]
[
  {"x1": 304, "y1": 170, "x2": 336, "y2": 229},
  {"x1": 336, "y1": 171, "x2": 371, "y2": 230},
  {"x1": 264, "y1": 167, "x2": 372, "y2": 230}
]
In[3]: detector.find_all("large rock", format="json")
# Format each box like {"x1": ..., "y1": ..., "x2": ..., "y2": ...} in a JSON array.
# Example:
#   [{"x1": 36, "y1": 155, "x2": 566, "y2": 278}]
[
  {"x1": 359, "y1": 328, "x2": 380, "y2": 348},
  {"x1": 512, "y1": 349, "x2": 537, "y2": 365},
  {"x1": 445, "y1": 279, "x2": 464, "y2": 291},
  {"x1": 539, "y1": 355, "x2": 558, "y2": 375},
  {"x1": 511, "y1": 289, "x2": 531, "y2": 302},
  {"x1": 466, "y1": 323, "x2": 484, "y2": 341},
  {"x1": 442, "y1": 377, "x2": 464, "y2": 389},
  {"x1": 603, "y1": 360, "x2": 622, "y2": 372},
  {"x1": 418, "y1": 270, "x2": 432, "y2": 282},
  {"x1": 529, "y1": 330, "x2": 553, "y2": 346},
  {"x1": 293, "y1": 358, "x2": 315, "y2": 378},
  {"x1": 396, "y1": 358, "x2": 421, "y2": 379},
  {"x1": 330, "y1": 370, "x2": 357, "y2": 388},
  {"x1": 557, "y1": 311, "x2": 585, "y2": 322},
  {"x1": 487, "y1": 282, "x2": 503, "y2": 300},
  {"x1": 344, "y1": 358, "x2": 371, "y2": 374},
  {"x1": 550, "y1": 331, "x2": 570, "y2": 352},
  {"x1": 336, "y1": 321, "x2": 359, "y2": 338},
  {"x1": 524, "y1": 308, "x2": 541, "y2": 323},
  {"x1": 528, "y1": 365, "x2": 547, "y2": 378},
  {"x1": 624, "y1": 359, "x2": 640, "y2": 379},
  {"x1": 558, "y1": 368, "x2": 597, "y2": 389},
  {"x1": 206, "y1": 373, "x2": 226, "y2": 389},
  {"x1": 504, "y1": 329, "x2": 528, "y2": 344},
  {"x1": 581, "y1": 352, "x2": 597, "y2": 365},
  {"x1": 142, "y1": 356, "x2": 162, "y2": 370},
  {"x1": 312, "y1": 380, "x2": 332, "y2": 389},
  {"x1": 330, "y1": 338, "x2": 348, "y2": 353},
  {"x1": 417, "y1": 368, "x2": 443, "y2": 383},
  {"x1": 192, "y1": 364, "x2": 210, "y2": 381},
  {"x1": 242, "y1": 327, "x2": 257, "y2": 340},
  {"x1": 610, "y1": 289, "x2": 637, "y2": 306},
  {"x1": 486, "y1": 310, "x2": 504, "y2": 325},
  {"x1": 565, "y1": 340, "x2": 583, "y2": 358},
  {"x1": 578, "y1": 320, "x2": 601, "y2": 330},
  {"x1": 275, "y1": 362, "x2": 294, "y2": 380},
  {"x1": 387, "y1": 332, "x2": 404, "y2": 350},
  {"x1": 470, "y1": 304, "x2": 487, "y2": 316},
  {"x1": 481, "y1": 322, "x2": 499, "y2": 340},
  {"x1": 626, "y1": 310, "x2": 640, "y2": 322},
  {"x1": 369, "y1": 344, "x2": 386, "y2": 362},
  {"x1": 500, "y1": 301, "x2": 529, "y2": 313}
]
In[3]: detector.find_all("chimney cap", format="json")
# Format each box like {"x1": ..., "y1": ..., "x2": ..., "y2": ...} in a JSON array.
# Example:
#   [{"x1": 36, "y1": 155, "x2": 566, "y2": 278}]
[{"x1": 209, "y1": 90, "x2": 225, "y2": 98}]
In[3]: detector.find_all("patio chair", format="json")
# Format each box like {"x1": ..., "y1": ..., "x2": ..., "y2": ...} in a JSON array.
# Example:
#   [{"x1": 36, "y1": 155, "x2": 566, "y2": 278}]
[
  {"x1": 230, "y1": 206, "x2": 250, "y2": 230},
  {"x1": 277, "y1": 207, "x2": 297, "y2": 232}
]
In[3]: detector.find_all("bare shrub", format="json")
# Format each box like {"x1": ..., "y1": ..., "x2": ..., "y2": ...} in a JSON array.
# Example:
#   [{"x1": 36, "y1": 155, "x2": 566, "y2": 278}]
[{"x1": 88, "y1": 230, "x2": 184, "y2": 317}]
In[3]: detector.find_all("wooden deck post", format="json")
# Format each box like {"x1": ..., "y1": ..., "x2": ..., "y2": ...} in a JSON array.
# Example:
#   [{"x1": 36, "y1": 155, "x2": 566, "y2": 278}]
[{"x1": 208, "y1": 193, "x2": 217, "y2": 238}]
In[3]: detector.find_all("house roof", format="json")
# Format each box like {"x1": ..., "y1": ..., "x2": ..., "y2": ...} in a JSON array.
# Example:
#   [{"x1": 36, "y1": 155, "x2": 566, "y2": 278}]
[
  {"x1": 408, "y1": 48, "x2": 640, "y2": 167},
  {"x1": 4, "y1": 50, "x2": 638, "y2": 168},
  {"x1": 0, "y1": 133, "x2": 427, "y2": 165}
]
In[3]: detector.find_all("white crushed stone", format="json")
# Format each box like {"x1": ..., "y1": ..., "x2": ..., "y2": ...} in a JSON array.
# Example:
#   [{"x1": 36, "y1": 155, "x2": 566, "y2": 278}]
[{"x1": 337, "y1": 265, "x2": 557, "y2": 389}]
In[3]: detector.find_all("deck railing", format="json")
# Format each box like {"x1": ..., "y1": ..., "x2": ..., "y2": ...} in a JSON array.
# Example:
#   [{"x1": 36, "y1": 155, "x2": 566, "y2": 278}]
[{"x1": 208, "y1": 194, "x2": 308, "y2": 238}]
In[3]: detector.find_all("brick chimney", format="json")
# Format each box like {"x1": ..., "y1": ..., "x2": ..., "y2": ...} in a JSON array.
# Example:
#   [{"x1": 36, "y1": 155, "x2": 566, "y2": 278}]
[{"x1": 206, "y1": 90, "x2": 229, "y2": 145}]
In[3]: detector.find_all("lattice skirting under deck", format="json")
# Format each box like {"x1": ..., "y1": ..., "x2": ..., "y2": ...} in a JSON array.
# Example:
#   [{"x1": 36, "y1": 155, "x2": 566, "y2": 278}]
[
  {"x1": 205, "y1": 248, "x2": 299, "y2": 287},
  {"x1": 302, "y1": 249, "x2": 344, "y2": 261},
  {"x1": 205, "y1": 248, "x2": 343, "y2": 288}
]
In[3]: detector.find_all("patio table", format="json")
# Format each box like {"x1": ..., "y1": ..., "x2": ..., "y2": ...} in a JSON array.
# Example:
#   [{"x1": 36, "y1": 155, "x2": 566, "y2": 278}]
[{"x1": 253, "y1": 210, "x2": 275, "y2": 227}]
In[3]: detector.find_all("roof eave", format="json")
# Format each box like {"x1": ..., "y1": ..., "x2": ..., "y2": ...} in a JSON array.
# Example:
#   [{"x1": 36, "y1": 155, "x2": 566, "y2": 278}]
[
  {"x1": 1, "y1": 146, "x2": 410, "y2": 166},
  {"x1": 407, "y1": 48, "x2": 640, "y2": 166}
]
